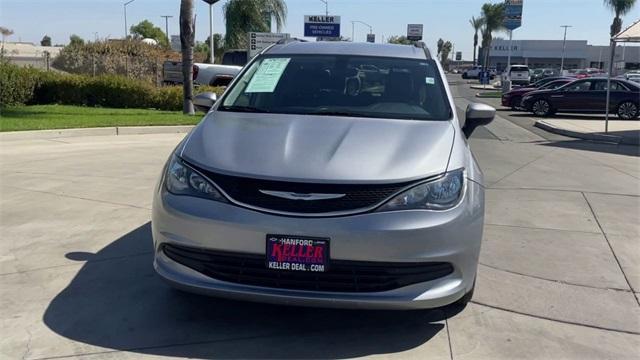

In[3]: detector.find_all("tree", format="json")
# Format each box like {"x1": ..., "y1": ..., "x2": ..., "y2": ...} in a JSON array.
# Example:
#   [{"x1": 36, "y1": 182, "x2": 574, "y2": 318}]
[
  {"x1": 604, "y1": 0, "x2": 637, "y2": 37},
  {"x1": 479, "y1": 2, "x2": 506, "y2": 70},
  {"x1": 440, "y1": 41, "x2": 453, "y2": 66},
  {"x1": 437, "y1": 38, "x2": 444, "y2": 56},
  {"x1": 69, "y1": 34, "x2": 84, "y2": 46},
  {"x1": 603, "y1": 0, "x2": 637, "y2": 76},
  {"x1": 0, "y1": 26, "x2": 14, "y2": 53},
  {"x1": 323, "y1": 35, "x2": 351, "y2": 42},
  {"x1": 223, "y1": 0, "x2": 287, "y2": 49},
  {"x1": 386, "y1": 35, "x2": 412, "y2": 45},
  {"x1": 180, "y1": 0, "x2": 196, "y2": 115},
  {"x1": 130, "y1": 19, "x2": 169, "y2": 47},
  {"x1": 469, "y1": 16, "x2": 484, "y2": 65},
  {"x1": 41, "y1": 35, "x2": 52, "y2": 46}
]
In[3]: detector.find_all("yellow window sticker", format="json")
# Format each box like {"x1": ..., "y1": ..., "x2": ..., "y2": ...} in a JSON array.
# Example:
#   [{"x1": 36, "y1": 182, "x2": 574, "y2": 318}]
[{"x1": 245, "y1": 58, "x2": 291, "y2": 93}]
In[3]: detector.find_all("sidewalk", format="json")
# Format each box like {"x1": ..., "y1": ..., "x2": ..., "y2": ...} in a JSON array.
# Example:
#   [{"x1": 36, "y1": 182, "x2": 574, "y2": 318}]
[{"x1": 535, "y1": 118, "x2": 640, "y2": 145}]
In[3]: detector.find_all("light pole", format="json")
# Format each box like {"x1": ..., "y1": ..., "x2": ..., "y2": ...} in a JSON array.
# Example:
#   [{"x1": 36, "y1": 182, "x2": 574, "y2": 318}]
[
  {"x1": 319, "y1": 0, "x2": 328, "y2": 16},
  {"x1": 123, "y1": 0, "x2": 136, "y2": 39},
  {"x1": 202, "y1": 0, "x2": 220, "y2": 63},
  {"x1": 560, "y1": 25, "x2": 572, "y2": 74},
  {"x1": 161, "y1": 15, "x2": 173, "y2": 44},
  {"x1": 351, "y1": 20, "x2": 372, "y2": 42}
]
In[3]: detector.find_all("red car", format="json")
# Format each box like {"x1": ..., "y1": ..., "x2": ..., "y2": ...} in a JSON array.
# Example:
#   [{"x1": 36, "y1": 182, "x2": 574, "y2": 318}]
[{"x1": 502, "y1": 78, "x2": 573, "y2": 109}]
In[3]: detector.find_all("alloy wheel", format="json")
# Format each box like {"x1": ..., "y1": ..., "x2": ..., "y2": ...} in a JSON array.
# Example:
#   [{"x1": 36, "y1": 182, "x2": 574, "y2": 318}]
[
  {"x1": 617, "y1": 102, "x2": 638, "y2": 120},
  {"x1": 532, "y1": 100, "x2": 550, "y2": 116}
]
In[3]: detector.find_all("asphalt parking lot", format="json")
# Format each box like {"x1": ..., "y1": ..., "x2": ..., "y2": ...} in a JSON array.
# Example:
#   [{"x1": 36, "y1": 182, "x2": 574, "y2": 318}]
[{"x1": 1, "y1": 84, "x2": 639, "y2": 359}]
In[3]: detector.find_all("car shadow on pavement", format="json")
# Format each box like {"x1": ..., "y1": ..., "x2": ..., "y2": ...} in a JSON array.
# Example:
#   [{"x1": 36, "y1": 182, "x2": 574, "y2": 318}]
[
  {"x1": 44, "y1": 223, "x2": 448, "y2": 359},
  {"x1": 541, "y1": 138, "x2": 640, "y2": 157}
]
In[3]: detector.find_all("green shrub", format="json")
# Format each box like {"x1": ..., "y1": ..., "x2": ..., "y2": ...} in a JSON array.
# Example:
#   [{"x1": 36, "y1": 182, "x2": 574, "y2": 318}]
[
  {"x1": 153, "y1": 85, "x2": 224, "y2": 111},
  {"x1": 0, "y1": 64, "x2": 45, "y2": 106},
  {"x1": 1, "y1": 62, "x2": 224, "y2": 110}
]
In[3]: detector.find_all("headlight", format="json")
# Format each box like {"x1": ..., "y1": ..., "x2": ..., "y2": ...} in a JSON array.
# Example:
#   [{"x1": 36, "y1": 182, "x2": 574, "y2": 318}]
[
  {"x1": 165, "y1": 155, "x2": 227, "y2": 202},
  {"x1": 376, "y1": 169, "x2": 464, "y2": 212}
]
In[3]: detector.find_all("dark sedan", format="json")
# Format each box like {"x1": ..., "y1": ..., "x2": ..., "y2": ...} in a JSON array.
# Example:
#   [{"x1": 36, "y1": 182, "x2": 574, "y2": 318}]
[
  {"x1": 502, "y1": 78, "x2": 573, "y2": 109},
  {"x1": 521, "y1": 78, "x2": 640, "y2": 119}
]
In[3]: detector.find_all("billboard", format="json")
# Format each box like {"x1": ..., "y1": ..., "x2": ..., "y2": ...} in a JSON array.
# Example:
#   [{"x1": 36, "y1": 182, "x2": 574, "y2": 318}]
[
  {"x1": 456, "y1": 52, "x2": 462, "y2": 61},
  {"x1": 304, "y1": 15, "x2": 341, "y2": 38},
  {"x1": 504, "y1": 0, "x2": 523, "y2": 30}
]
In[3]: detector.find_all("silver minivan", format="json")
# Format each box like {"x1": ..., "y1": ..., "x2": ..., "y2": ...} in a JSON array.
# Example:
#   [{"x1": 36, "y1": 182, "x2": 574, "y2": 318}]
[{"x1": 152, "y1": 41, "x2": 495, "y2": 310}]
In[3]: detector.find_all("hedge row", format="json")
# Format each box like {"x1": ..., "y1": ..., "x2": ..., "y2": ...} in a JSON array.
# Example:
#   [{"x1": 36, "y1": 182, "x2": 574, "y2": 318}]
[{"x1": 0, "y1": 63, "x2": 223, "y2": 111}]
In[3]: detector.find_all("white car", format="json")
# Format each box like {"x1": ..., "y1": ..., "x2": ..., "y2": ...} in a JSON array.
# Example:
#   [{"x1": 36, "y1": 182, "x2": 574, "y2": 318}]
[
  {"x1": 462, "y1": 66, "x2": 495, "y2": 80},
  {"x1": 163, "y1": 61, "x2": 242, "y2": 86},
  {"x1": 503, "y1": 65, "x2": 531, "y2": 85}
]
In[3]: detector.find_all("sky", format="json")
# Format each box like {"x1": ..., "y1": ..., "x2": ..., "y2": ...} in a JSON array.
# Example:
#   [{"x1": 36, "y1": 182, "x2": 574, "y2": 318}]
[{"x1": 1, "y1": 0, "x2": 638, "y2": 60}]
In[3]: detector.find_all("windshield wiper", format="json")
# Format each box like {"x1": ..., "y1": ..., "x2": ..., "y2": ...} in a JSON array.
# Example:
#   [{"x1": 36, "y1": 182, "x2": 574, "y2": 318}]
[
  {"x1": 219, "y1": 105, "x2": 270, "y2": 113},
  {"x1": 310, "y1": 110, "x2": 364, "y2": 117}
]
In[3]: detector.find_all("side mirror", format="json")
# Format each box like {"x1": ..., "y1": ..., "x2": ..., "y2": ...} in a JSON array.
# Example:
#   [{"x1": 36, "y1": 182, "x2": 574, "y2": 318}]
[
  {"x1": 463, "y1": 103, "x2": 495, "y2": 138},
  {"x1": 193, "y1": 92, "x2": 217, "y2": 112}
]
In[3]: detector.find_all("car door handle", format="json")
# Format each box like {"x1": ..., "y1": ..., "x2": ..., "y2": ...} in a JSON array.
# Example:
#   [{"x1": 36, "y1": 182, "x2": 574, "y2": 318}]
[{"x1": 551, "y1": 95, "x2": 564, "y2": 98}]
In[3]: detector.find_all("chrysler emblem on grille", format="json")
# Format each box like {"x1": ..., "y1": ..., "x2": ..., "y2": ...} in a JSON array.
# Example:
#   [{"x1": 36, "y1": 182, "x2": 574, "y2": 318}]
[{"x1": 259, "y1": 190, "x2": 346, "y2": 201}]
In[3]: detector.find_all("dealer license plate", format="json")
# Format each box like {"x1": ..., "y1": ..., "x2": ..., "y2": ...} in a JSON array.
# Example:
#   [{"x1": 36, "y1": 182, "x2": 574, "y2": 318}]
[{"x1": 266, "y1": 235, "x2": 329, "y2": 272}]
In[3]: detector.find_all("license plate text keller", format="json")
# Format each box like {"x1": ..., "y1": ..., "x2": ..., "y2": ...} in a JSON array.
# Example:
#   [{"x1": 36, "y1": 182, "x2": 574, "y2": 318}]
[{"x1": 266, "y1": 235, "x2": 329, "y2": 272}]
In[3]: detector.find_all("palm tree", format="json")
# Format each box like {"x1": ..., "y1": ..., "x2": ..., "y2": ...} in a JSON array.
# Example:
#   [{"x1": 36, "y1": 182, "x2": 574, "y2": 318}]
[
  {"x1": 441, "y1": 41, "x2": 453, "y2": 68},
  {"x1": 437, "y1": 38, "x2": 444, "y2": 56},
  {"x1": 604, "y1": 0, "x2": 637, "y2": 37},
  {"x1": 180, "y1": 0, "x2": 195, "y2": 115},
  {"x1": 469, "y1": 16, "x2": 483, "y2": 65},
  {"x1": 479, "y1": 2, "x2": 506, "y2": 70},
  {"x1": 603, "y1": 0, "x2": 637, "y2": 76},
  {"x1": 223, "y1": 0, "x2": 287, "y2": 49},
  {"x1": 0, "y1": 26, "x2": 14, "y2": 54}
]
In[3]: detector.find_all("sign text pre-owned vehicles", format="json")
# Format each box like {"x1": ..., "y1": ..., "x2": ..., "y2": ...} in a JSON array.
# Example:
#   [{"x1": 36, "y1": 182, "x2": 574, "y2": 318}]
[{"x1": 152, "y1": 41, "x2": 495, "y2": 310}]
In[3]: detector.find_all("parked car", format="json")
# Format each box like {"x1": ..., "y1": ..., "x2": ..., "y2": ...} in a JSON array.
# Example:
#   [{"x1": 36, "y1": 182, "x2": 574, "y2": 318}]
[
  {"x1": 530, "y1": 68, "x2": 558, "y2": 83},
  {"x1": 221, "y1": 49, "x2": 248, "y2": 66},
  {"x1": 152, "y1": 41, "x2": 496, "y2": 310},
  {"x1": 521, "y1": 78, "x2": 640, "y2": 119},
  {"x1": 163, "y1": 61, "x2": 242, "y2": 86},
  {"x1": 624, "y1": 71, "x2": 640, "y2": 84},
  {"x1": 462, "y1": 65, "x2": 496, "y2": 80},
  {"x1": 626, "y1": 74, "x2": 640, "y2": 84},
  {"x1": 502, "y1": 78, "x2": 574, "y2": 109},
  {"x1": 572, "y1": 68, "x2": 606, "y2": 79},
  {"x1": 503, "y1": 65, "x2": 531, "y2": 85}
]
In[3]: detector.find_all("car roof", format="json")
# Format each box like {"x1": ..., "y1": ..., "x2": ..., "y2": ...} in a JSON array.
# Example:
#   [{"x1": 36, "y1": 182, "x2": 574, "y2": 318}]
[{"x1": 265, "y1": 41, "x2": 431, "y2": 60}]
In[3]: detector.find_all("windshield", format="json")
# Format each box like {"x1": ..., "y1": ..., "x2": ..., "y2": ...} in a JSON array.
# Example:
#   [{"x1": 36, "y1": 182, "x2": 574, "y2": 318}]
[{"x1": 219, "y1": 55, "x2": 452, "y2": 121}]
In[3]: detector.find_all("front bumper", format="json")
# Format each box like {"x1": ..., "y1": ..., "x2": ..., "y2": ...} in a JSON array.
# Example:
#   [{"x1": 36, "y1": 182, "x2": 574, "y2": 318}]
[{"x1": 151, "y1": 180, "x2": 484, "y2": 310}]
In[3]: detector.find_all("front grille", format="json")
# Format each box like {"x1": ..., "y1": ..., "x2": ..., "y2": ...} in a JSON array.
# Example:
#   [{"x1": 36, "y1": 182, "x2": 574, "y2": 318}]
[
  {"x1": 163, "y1": 244, "x2": 454, "y2": 293},
  {"x1": 186, "y1": 161, "x2": 417, "y2": 214}
]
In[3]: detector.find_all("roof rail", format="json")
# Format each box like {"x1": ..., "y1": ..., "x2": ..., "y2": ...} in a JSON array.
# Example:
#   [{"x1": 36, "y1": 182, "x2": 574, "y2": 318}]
[
  {"x1": 275, "y1": 37, "x2": 308, "y2": 45},
  {"x1": 413, "y1": 41, "x2": 432, "y2": 59}
]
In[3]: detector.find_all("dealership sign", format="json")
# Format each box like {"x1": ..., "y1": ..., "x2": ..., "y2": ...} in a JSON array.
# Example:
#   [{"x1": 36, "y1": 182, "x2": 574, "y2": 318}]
[
  {"x1": 504, "y1": 0, "x2": 523, "y2": 30},
  {"x1": 248, "y1": 32, "x2": 290, "y2": 59},
  {"x1": 407, "y1": 24, "x2": 423, "y2": 41},
  {"x1": 304, "y1": 15, "x2": 341, "y2": 38}
]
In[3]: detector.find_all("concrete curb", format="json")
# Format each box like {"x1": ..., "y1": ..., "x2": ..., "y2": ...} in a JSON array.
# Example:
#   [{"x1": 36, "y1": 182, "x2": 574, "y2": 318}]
[
  {"x1": 534, "y1": 120, "x2": 639, "y2": 145},
  {"x1": 0, "y1": 125, "x2": 195, "y2": 141}
]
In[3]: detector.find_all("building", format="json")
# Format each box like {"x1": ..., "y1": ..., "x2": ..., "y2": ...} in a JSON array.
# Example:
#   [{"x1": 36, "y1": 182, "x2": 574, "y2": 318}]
[
  {"x1": 1, "y1": 42, "x2": 64, "y2": 69},
  {"x1": 480, "y1": 39, "x2": 640, "y2": 73}
]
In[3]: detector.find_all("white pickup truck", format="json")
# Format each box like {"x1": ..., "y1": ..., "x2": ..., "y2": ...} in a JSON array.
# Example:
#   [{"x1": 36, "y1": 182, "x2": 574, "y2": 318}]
[{"x1": 163, "y1": 61, "x2": 242, "y2": 86}]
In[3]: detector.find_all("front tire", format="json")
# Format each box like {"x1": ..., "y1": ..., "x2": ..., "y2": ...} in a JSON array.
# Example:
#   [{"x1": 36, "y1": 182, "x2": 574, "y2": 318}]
[
  {"x1": 531, "y1": 99, "x2": 552, "y2": 117},
  {"x1": 510, "y1": 95, "x2": 522, "y2": 109},
  {"x1": 617, "y1": 101, "x2": 639, "y2": 120}
]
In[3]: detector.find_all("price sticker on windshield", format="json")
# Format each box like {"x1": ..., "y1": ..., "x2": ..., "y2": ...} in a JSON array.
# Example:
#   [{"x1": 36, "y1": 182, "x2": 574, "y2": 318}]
[{"x1": 246, "y1": 58, "x2": 291, "y2": 93}]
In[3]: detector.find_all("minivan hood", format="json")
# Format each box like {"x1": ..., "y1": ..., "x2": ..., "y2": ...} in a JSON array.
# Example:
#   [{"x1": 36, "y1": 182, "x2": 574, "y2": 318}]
[{"x1": 181, "y1": 112, "x2": 455, "y2": 183}]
